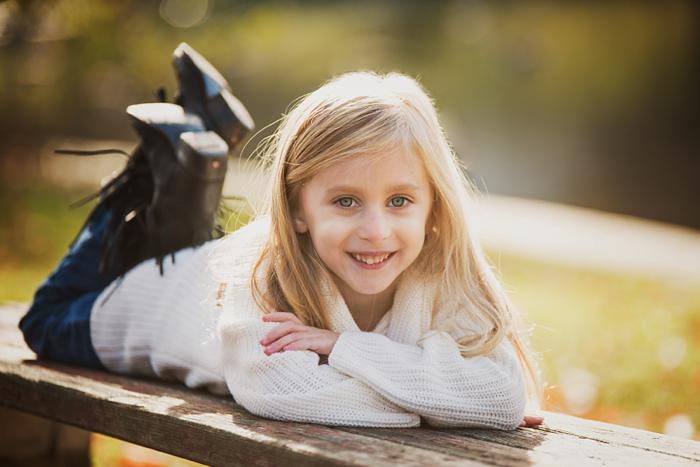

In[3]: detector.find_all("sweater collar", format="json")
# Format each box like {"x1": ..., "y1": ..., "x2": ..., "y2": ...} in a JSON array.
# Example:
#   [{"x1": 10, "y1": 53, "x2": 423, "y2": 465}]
[{"x1": 321, "y1": 266, "x2": 437, "y2": 345}]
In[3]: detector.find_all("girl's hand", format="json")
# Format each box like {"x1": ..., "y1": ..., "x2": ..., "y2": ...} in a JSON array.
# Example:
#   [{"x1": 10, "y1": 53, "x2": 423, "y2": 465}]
[
  {"x1": 260, "y1": 312, "x2": 340, "y2": 357},
  {"x1": 520, "y1": 415, "x2": 544, "y2": 427}
]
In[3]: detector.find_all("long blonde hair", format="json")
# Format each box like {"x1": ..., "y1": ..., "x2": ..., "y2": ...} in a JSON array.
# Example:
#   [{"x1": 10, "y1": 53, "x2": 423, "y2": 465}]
[{"x1": 249, "y1": 71, "x2": 541, "y2": 404}]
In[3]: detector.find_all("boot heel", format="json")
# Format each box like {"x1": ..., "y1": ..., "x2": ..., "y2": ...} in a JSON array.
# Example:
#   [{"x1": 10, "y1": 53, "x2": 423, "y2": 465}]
[
  {"x1": 127, "y1": 102, "x2": 205, "y2": 150},
  {"x1": 146, "y1": 131, "x2": 229, "y2": 264},
  {"x1": 177, "y1": 131, "x2": 229, "y2": 181}
]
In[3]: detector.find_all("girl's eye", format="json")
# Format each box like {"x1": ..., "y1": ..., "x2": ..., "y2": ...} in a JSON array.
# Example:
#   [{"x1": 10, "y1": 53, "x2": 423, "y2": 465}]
[
  {"x1": 334, "y1": 196, "x2": 411, "y2": 208},
  {"x1": 335, "y1": 197, "x2": 356, "y2": 208},
  {"x1": 390, "y1": 196, "x2": 410, "y2": 208}
]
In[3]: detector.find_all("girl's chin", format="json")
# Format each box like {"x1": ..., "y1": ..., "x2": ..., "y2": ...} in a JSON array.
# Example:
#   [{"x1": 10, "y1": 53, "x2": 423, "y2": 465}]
[
  {"x1": 350, "y1": 284, "x2": 392, "y2": 296},
  {"x1": 345, "y1": 274, "x2": 400, "y2": 296}
]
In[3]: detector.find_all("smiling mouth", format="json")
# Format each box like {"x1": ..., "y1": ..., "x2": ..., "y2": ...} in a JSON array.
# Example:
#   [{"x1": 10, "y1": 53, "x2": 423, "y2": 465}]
[{"x1": 348, "y1": 251, "x2": 396, "y2": 266}]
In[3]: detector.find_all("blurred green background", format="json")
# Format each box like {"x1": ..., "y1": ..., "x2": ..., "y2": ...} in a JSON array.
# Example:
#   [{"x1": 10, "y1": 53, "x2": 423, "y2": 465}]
[
  {"x1": 1, "y1": 0, "x2": 698, "y2": 463},
  {"x1": 2, "y1": 0, "x2": 698, "y2": 227}
]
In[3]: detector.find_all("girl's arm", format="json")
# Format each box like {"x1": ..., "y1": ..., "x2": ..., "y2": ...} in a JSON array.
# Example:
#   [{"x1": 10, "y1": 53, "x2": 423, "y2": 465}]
[
  {"x1": 326, "y1": 330, "x2": 527, "y2": 430},
  {"x1": 217, "y1": 299, "x2": 420, "y2": 427}
]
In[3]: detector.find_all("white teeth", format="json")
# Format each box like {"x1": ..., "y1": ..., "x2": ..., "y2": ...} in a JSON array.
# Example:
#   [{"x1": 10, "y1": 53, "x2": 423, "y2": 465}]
[{"x1": 352, "y1": 253, "x2": 390, "y2": 264}]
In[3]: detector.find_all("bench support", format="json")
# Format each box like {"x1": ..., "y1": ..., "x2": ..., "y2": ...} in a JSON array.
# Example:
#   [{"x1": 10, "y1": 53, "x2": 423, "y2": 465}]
[{"x1": 0, "y1": 406, "x2": 90, "y2": 467}]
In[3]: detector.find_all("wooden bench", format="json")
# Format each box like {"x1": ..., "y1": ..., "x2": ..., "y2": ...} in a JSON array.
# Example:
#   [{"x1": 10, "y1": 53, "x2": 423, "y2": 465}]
[{"x1": 1, "y1": 305, "x2": 698, "y2": 466}]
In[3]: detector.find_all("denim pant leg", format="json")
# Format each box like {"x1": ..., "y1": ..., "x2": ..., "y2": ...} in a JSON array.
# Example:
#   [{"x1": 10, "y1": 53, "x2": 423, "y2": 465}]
[{"x1": 18, "y1": 204, "x2": 121, "y2": 369}]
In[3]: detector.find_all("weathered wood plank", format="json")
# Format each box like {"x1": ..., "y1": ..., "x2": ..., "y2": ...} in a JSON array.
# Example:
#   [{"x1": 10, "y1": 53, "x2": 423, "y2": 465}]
[
  {"x1": 2, "y1": 305, "x2": 699, "y2": 466},
  {"x1": 339, "y1": 418, "x2": 700, "y2": 467},
  {"x1": 0, "y1": 358, "x2": 479, "y2": 467}
]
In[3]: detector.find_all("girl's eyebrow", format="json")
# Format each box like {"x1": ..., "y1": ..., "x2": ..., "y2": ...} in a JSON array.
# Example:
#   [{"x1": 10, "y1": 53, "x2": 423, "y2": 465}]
[{"x1": 324, "y1": 183, "x2": 421, "y2": 195}]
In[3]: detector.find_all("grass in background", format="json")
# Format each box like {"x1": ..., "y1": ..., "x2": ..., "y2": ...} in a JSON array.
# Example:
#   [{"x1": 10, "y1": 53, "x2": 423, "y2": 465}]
[
  {"x1": 1, "y1": 183, "x2": 698, "y2": 466},
  {"x1": 0, "y1": 184, "x2": 90, "y2": 303},
  {"x1": 91, "y1": 433, "x2": 206, "y2": 467},
  {"x1": 493, "y1": 252, "x2": 700, "y2": 439}
]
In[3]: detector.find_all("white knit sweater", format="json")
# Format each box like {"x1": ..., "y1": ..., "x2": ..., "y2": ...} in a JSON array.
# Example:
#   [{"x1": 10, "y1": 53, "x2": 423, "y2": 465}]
[{"x1": 91, "y1": 216, "x2": 527, "y2": 429}]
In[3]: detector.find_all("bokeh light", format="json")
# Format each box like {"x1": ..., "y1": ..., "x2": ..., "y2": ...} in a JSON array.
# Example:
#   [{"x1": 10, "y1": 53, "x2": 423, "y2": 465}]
[
  {"x1": 159, "y1": 0, "x2": 210, "y2": 29},
  {"x1": 664, "y1": 414, "x2": 695, "y2": 439}
]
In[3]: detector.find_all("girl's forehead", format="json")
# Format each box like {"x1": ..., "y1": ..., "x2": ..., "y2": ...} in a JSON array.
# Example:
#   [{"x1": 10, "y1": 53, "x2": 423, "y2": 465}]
[
  {"x1": 302, "y1": 151, "x2": 431, "y2": 196},
  {"x1": 308, "y1": 149, "x2": 430, "y2": 190}
]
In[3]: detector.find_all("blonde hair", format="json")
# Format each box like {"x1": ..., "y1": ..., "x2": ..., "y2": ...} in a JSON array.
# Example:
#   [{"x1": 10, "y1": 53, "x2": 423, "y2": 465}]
[{"x1": 249, "y1": 71, "x2": 542, "y2": 405}]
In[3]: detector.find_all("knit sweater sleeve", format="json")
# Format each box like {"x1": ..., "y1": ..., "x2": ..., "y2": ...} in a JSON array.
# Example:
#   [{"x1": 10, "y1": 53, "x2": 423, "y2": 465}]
[
  {"x1": 327, "y1": 330, "x2": 527, "y2": 430},
  {"x1": 217, "y1": 292, "x2": 420, "y2": 427}
]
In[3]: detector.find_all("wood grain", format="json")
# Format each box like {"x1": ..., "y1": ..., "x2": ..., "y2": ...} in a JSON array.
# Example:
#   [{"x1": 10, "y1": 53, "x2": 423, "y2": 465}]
[{"x1": 1, "y1": 305, "x2": 698, "y2": 466}]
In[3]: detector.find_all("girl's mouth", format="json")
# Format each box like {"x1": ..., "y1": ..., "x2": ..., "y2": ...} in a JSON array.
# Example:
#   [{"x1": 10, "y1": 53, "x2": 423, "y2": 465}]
[{"x1": 347, "y1": 251, "x2": 396, "y2": 270}]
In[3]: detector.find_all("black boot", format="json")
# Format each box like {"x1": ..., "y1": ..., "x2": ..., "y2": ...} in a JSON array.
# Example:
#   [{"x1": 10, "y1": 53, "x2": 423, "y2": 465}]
[
  {"x1": 173, "y1": 42, "x2": 255, "y2": 149},
  {"x1": 64, "y1": 44, "x2": 254, "y2": 277},
  {"x1": 101, "y1": 103, "x2": 230, "y2": 276}
]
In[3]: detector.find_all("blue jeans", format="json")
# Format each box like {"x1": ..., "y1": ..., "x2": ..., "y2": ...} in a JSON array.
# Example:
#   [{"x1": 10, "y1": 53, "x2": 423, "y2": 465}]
[{"x1": 18, "y1": 204, "x2": 121, "y2": 369}]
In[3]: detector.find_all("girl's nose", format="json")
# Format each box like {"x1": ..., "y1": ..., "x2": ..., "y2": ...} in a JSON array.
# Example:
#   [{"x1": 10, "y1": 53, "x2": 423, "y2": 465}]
[{"x1": 358, "y1": 209, "x2": 391, "y2": 242}]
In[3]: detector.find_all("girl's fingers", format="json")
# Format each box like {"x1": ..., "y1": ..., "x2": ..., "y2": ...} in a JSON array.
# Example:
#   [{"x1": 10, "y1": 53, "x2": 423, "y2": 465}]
[
  {"x1": 262, "y1": 312, "x2": 301, "y2": 324},
  {"x1": 260, "y1": 322, "x2": 303, "y2": 346},
  {"x1": 282, "y1": 337, "x2": 314, "y2": 352},
  {"x1": 264, "y1": 332, "x2": 305, "y2": 355},
  {"x1": 520, "y1": 415, "x2": 544, "y2": 427}
]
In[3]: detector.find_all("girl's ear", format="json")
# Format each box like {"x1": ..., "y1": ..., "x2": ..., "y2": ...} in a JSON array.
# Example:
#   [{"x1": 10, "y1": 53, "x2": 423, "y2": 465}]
[
  {"x1": 292, "y1": 213, "x2": 308, "y2": 233},
  {"x1": 426, "y1": 198, "x2": 439, "y2": 235},
  {"x1": 291, "y1": 186, "x2": 309, "y2": 233}
]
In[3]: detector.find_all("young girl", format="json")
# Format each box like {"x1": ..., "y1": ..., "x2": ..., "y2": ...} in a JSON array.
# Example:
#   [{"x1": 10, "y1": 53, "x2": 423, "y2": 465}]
[{"x1": 20, "y1": 71, "x2": 543, "y2": 429}]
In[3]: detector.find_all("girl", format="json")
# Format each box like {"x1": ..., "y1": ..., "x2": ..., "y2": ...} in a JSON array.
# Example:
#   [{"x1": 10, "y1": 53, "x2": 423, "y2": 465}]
[{"x1": 20, "y1": 71, "x2": 543, "y2": 429}]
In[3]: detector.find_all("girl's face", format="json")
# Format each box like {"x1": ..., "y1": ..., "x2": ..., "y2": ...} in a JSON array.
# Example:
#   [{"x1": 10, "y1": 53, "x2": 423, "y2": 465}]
[{"x1": 292, "y1": 147, "x2": 433, "y2": 305}]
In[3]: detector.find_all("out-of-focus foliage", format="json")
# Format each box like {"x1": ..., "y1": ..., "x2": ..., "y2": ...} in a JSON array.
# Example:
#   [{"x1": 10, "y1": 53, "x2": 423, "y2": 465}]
[
  {"x1": 1, "y1": 0, "x2": 698, "y2": 227},
  {"x1": 0, "y1": 1, "x2": 696, "y2": 134},
  {"x1": 497, "y1": 252, "x2": 700, "y2": 439}
]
